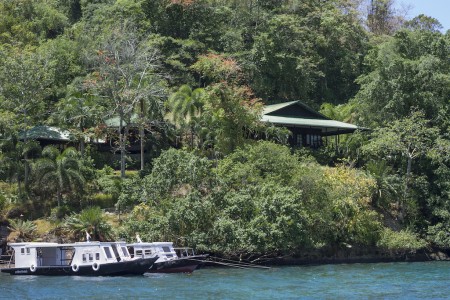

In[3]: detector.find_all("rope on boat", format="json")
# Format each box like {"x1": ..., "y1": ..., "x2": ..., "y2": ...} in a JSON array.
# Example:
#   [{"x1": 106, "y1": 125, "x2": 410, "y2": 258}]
[
  {"x1": 204, "y1": 260, "x2": 256, "y2": 269},
  {"x1": 205, "y1": 256, "x2": 271, "y2": 269}
]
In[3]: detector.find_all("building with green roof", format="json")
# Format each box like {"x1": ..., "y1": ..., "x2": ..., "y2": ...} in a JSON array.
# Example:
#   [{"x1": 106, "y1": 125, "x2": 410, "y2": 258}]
[{"x1": 261, "y1": 101, "x2": 365, "y2": 148}]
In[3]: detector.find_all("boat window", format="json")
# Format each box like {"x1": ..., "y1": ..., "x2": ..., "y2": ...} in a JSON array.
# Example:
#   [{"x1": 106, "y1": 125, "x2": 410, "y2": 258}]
[
  {"x1": 166, "y1": 254, "x2": 173, "y2": 258},
  {"x1": 121, "y1": 247, "x2": 129, "y2": 257},
  {"x1": 96, "y1": 253, "x2": 100, "y2": 260},
  {"x1": 82, "y1": 254, "x2": 87, "y2": 262},
  {"x1": 144, "y1": 250, "x2": 152, "y2": 256},
  {"x1": 21, "y1": 248, "x2": 25, "y2": 254},
  {"x1": 104, "y1": 247, "x2": 112, "y2": 259},
  {"x1": 162, "y1": 246, "x2": 171, "y2": 253},
  {"x1": 26, "y1": 248, "x2": 30, "y2": 254},
  {"x1": 135, "y1": 250, "x2": 142, "y2": 257},
  {"x1": 89, "y1": 253, "x2": 93, "y2": 261}
]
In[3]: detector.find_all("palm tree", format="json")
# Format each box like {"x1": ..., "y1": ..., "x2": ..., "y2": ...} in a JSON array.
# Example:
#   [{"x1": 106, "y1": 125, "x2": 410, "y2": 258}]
[
  {"x1": 0, "y1": 137, "x2": 41, "y2": 197},
  {"x1": 166, "y1": 85, "x2": 205, "y2": 149},
  {"x1": 32, "y1": 146, "x2": 85, "y2": 207},
  {"x1": 365, "y1": 160, "x2": 400, "y2": 209},
  {"x1": 64, "y1": 206, "x2": 113, "y2": 242},
  {"x1": 54, "y1": 89, "x2": 104, "y2": 157},
  {"x1": 7, "y1": 219, "x2": 37, "y2": 242}
]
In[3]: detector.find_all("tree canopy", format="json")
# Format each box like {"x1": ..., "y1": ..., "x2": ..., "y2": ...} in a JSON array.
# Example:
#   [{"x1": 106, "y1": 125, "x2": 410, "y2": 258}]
[{"x1": 0, "y1": 0, "x2": 449, "y2": 260}]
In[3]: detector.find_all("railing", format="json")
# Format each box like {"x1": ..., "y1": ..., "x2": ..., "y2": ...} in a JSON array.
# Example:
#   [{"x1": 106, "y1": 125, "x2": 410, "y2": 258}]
[
  {"x1": 0, "y1": 254, "x2": 13, "y2": 268},
  {"x1": 174, "y1": 247, "x2": 196, "y2": 257}
]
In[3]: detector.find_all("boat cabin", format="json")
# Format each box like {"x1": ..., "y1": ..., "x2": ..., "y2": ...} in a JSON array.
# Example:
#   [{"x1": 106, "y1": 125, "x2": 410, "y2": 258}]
[
  {"x1": 128, "y1": 242, "x2": 176, "y2": 262},
  {"x1": 9, "y1": 241, "x2": 132, "y2": 269},
  {"x1": 174, "y1": 247, "x2": 197, "y2": 258}
]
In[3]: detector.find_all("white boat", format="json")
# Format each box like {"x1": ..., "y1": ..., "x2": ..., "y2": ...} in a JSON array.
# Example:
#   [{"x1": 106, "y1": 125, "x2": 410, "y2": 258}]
[
  {"x1": 128, "y1": 241, "x2": 209, "y2": 273},
  {"x1": 1, "y1": 241, "x2": 158, "y2": 276}
]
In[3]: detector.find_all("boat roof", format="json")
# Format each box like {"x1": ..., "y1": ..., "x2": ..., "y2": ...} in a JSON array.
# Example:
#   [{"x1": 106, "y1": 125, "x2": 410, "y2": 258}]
[
  {"x1": 128, "y1": 242, "x2": 173, "y2": 247},
  {"x1": 9, "y1": 241, "x2": 126, "y2": 248}
]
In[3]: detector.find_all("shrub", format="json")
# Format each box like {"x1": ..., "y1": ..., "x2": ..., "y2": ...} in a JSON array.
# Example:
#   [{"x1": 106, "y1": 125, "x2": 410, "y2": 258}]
[
  {"x1": 377, "y1": 228, "x2": 427, "y2": 252},
  {"x1": 7, "y1": 219, "x2": 37, "y2": 242}
]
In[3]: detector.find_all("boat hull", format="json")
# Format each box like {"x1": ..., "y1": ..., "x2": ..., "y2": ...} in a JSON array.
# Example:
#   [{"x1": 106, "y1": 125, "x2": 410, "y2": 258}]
[
  {"x1": 1, "y1": 257, "x2": 157, "y2": 276},
  {"x1": 148, "y1": 255, "x2": 209, "y2": 273}
]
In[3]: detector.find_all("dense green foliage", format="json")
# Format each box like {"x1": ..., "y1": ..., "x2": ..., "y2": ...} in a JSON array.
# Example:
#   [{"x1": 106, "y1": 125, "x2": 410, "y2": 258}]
[
  {"x1": 0, "y1": 0, "x2": 449, "y2": 259},
  {"x1": 117, "y1": 142, "x2": 381, "y2": 256}
]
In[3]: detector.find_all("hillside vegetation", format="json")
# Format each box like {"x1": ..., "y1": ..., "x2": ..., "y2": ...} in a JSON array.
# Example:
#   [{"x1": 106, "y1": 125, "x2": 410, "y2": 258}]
[{"x1": 0, "y1": 0, "x2": 449, "y2": 261}]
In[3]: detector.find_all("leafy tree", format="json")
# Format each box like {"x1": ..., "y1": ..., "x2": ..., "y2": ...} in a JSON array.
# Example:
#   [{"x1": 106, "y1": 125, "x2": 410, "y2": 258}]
[
  {"x1": 116, "y1": 175, "x2": 144, "y2": 210},
  {"x1": 52, "y1": 83, "x2": 104, "y2": 157},
  {"x1": 249, "y1": 13, "x2": 322, "y2": 103},
  {"x1": 0, "y1": 50, "x2": 54, "y2": 190},
  {"x1": 404, "y1": 14, "x2": 443, "y2": 32},
  {"x1": 32, "y1": 146, "x2": 85, "y2": 208},
  {"x1": 0, "y1": 0, "x2": 68, "y2": 47},
  {"x1": 38, "y1": 36, "x2": 84, "y2": 101},
  {"x1": 191, "y1": 53, "x2": 263, "y2": 155},
  {"x1": 366, "y1": 0, "x2": 401, "y2": 35},
  {"x1": 92, "y1": 22, "x2": 167, "y2": 177},
  {"x1": 217, "y1": 141, "x2": 300, "y2": 189},
  {"x1": 354, "y1": 28, "x2": 450, "y2": 126},
  {"x1": 320, "y1": 165, "x2": 380, "y2": 247},
  {"x1": 362, "y1": 110, "x2": 439, "y2": 220},
  {"x1": 425, "y1": 137, "x2": 450, "y2": 248},
  {"x1": 246, "y1": 0, "x2": 367, "y2": 105},
  {"x1": 143, "y1": 148, "x2": 215, "y2": 202},
  {"x1": 0, "y1": 138, "x2": 41, "y2": 197}
]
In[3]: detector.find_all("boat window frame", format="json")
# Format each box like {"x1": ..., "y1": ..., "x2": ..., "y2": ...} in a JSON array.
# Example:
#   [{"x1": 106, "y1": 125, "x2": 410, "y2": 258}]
[
  {"x1": 103, "y1": 246, "x2": 113, "y2": 259},
  {"x1": 121, "y1": 246, "x2": 129, "y2": 257},
  {"x1": 96, "y1": 253, "x2": 100, "y2": 260}
]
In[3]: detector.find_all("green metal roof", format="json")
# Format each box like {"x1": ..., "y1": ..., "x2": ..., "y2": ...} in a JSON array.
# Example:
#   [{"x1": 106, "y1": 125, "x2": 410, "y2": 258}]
[
  {"x1": 263, "y1": 101, "x2": 300, "y2": 115},
  {"x1": 262, "y1": 115, "x2": 359, "y2": 135},
  {"x1": 263, "y1": 100, "x2": 329, "y2": 119},
  {"x1": 262, "y1": 101, "x2": 364, "y2": 135}
]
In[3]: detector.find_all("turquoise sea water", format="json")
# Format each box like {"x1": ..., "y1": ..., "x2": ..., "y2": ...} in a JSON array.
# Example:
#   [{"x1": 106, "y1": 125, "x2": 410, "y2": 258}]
[{"x1": 1, "y1": 261, "x2": 449, "y2": 299}]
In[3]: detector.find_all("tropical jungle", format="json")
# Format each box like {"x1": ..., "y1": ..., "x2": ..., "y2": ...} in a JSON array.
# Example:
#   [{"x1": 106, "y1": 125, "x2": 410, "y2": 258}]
[{"x1": 0, "y1": 0, "x2": 449, "y2": 264}]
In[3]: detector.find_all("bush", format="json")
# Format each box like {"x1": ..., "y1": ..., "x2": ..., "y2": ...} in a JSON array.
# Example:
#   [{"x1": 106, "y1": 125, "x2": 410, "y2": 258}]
[
  {"x1": 50, "y1": 205, "x2": 71, "y2": 220},
  {"x1": 7, "y1": 219, "x2": 37, "y2": 242},
  {"x1": 377, "y1": 228, "x2": 427, "y2": 252},
  {"x1": 0, "y1": 193, "x2": 6, "y2": 212},
  {"x1": 427, "y1": 223, "x2": 450, "y2": 248}
]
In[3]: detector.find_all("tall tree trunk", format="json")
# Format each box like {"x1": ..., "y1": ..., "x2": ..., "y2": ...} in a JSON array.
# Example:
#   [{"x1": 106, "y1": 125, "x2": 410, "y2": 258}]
[
  {"x1": 139, "y1": 99, "x2": 145, "y2": 171},
  {"x1": 57, "y1": 188, "x2": 62, "y2": 207},
  {"x1": 23, "y1": 110, "x2": 29, "y2": 193},
  {"x1": 119, "y1": 112, "x2": 126, "y2": 178},
  {"x1": 400, "y1": 155, "x2": 413, "y2": 221},
  {"x1": 80, "y1": 123, "x2": 85, "y2": 157},
  {"x1": 140, "y1": 126, "x2": 145, "y2": 171}
]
